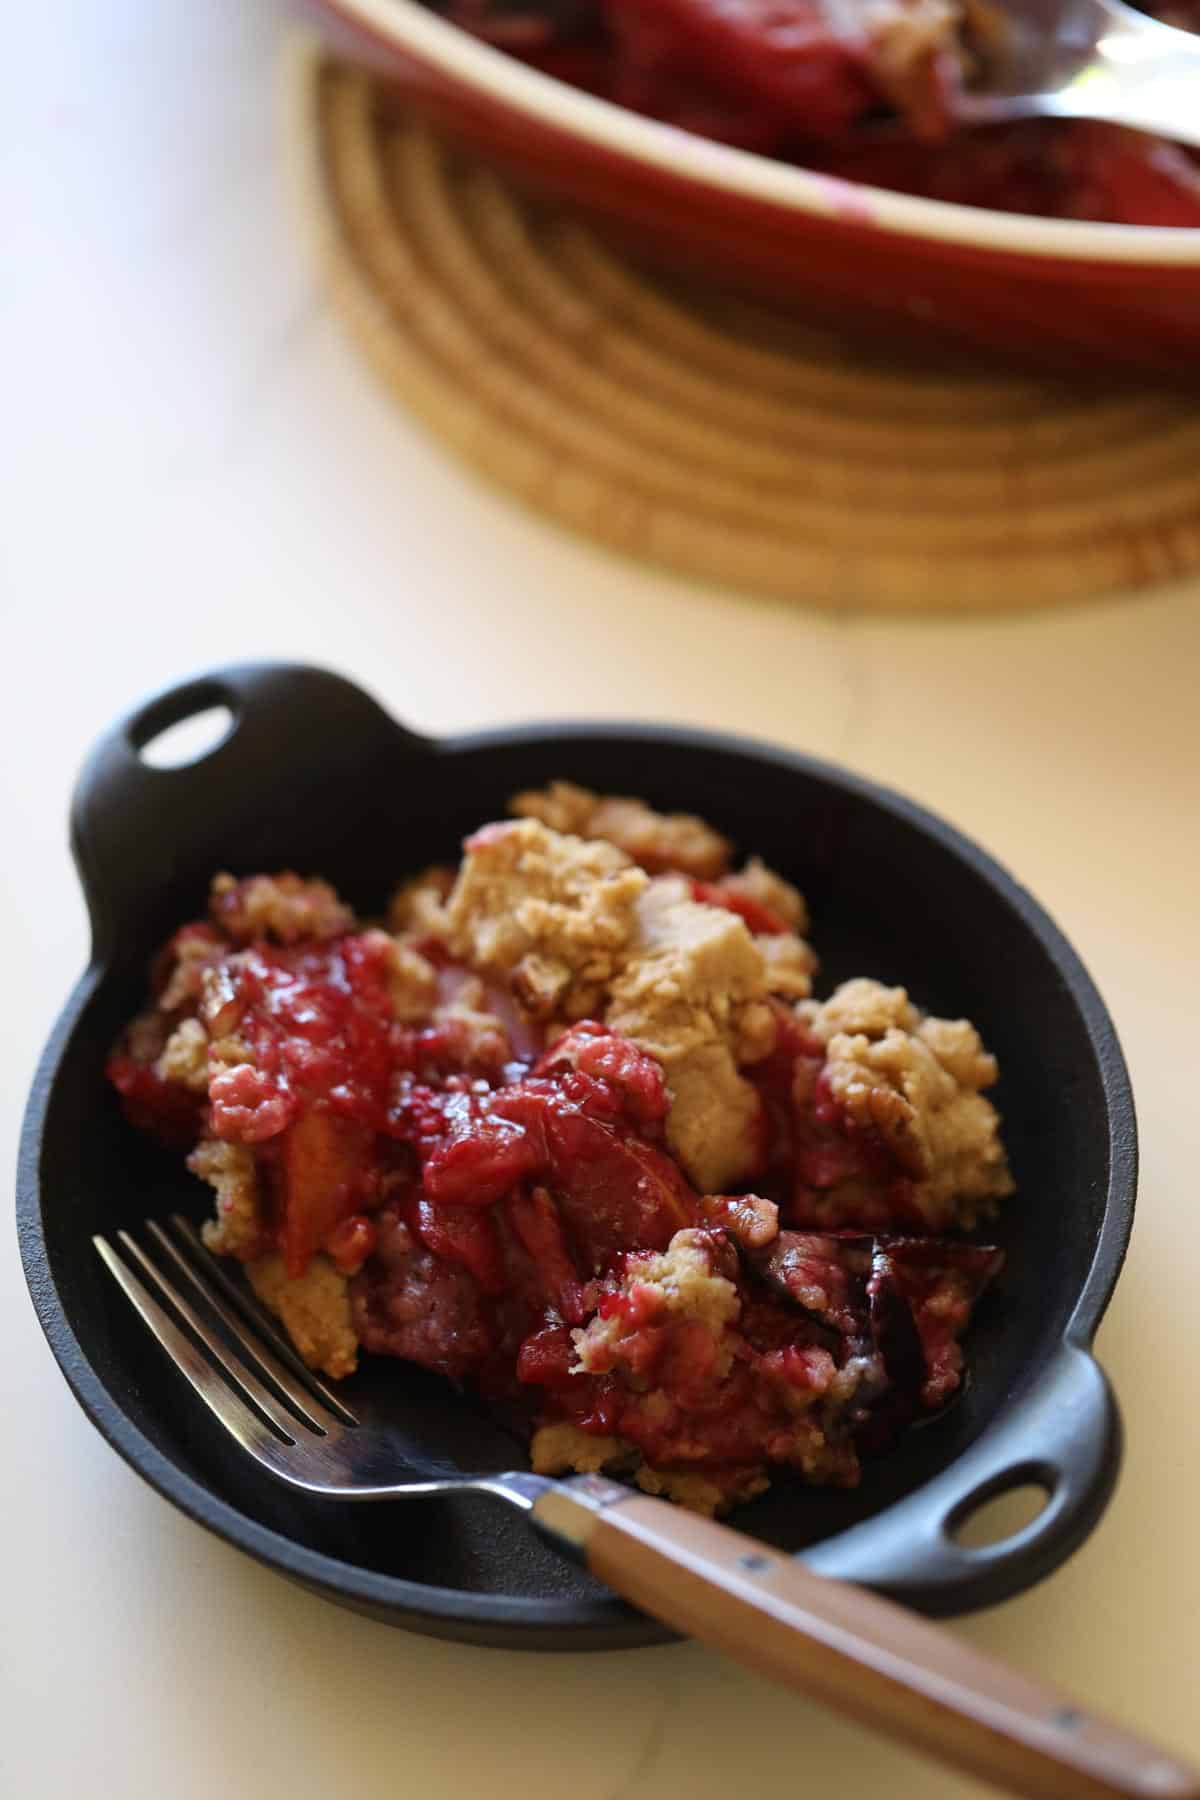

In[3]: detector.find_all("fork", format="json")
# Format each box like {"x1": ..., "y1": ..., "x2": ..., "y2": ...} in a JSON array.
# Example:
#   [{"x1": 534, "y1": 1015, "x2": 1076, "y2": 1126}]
[
  {"x1": 96, "y1": 1220, "x2": 1199, "y2": 1800},
  {"x1": 956, "y1": 0, "x2": 1200, "y2": 149}
]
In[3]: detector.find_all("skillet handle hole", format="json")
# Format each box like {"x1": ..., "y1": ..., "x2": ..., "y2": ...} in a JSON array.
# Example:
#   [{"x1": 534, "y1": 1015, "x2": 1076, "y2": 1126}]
[
  {"x1": 951, "y1": 1480, "x2": 1053, "y2": 1551},
  {"x1": 130, "y1": 684, "x2": 237, "y2": 770}
]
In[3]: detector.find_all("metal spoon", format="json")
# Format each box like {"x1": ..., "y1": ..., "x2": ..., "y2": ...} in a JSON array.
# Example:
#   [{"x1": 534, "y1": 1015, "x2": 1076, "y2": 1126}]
[{"x1": 957, "y1": 0, "x2": 1200, "y2": 149}]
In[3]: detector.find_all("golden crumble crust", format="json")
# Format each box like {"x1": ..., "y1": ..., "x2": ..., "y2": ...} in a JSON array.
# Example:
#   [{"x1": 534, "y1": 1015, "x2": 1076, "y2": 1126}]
[
  {"x1": 511, "y1": 781, "x2": 732, "y2": 879},
  {"x1": 444, "y1": 818, "x2": 648, "y2": 1019},
  {"x1": 371, "y1": 930, "x2": 438, "y2": 1023},
  {"x1": 246, "y1": 1251, "x2": 358, "y2": 1379},
  {"x1": 720, "y1": 856, "x2": 809, "y2": 933},
  {"x1": 387, "y1": 865, "x2": 454, "y2": 938},
  {"x1": 158, "y1": 932, "x2": 225, "y2": 1013},
  {"x1": 154, "y1": 1017, "x2": 209, "y2": 1092},
  {"x1": 191, "y1": 1139, "x2": 263, "y2": 1259},
  {"x1": 757, "y1": 931, "x2": 818, "y2": 1000},
  {"x1": 530, "y1": 1422, "x2": 633, "y2": 1477},
  {"x1": 209, "y1": 871, "x2": 354, "y2": 945},
  {"x1": 606, "y1": 879, "x2": 774, "y2": 1192},
  {"x1": 632, "y1": 1465, "x2": 770, "y2": 1517},
  {"x1": 433, "y1": 974, "x2": 512, "y2": 1067},
  {"x1": 574, "y1": 1228, "x2": 742, "y2": 1378},
  {"x1": 800, "y1": 978, "x2": 1013, "y2": 1230}
]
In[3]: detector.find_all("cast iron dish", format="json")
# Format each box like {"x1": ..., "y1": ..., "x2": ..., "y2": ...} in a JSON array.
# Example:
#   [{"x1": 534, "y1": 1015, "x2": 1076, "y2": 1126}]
[
  {"x1": 17, "y1": 663, "x2": 1135, "y2": 1650},
  {"x1": 309, "y1": 0, "x2": 1200, "y2": 378}
]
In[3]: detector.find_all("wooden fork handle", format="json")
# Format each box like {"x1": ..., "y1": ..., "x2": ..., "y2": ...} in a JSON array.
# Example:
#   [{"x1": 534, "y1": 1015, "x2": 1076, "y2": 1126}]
[{"x1": 532, "y1": 1481, "x2": 1199, "y2": 1800}]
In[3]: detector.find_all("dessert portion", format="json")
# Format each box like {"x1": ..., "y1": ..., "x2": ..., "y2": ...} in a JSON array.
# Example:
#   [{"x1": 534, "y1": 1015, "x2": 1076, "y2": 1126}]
[
  {"x1": 432, "y1": 1, "x2": 1200, "y2": 225},
  {"x1": 108, "y1": 784, "x2": 1012, "y2": 1514}
]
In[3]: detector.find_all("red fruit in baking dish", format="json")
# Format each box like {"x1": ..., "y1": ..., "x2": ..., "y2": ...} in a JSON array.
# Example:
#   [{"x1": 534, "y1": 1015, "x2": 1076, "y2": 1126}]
[
  {"x1": 690, "y1": 880, "x2": 789, "y2": 936},
  {"x1": 280, "y1": 1110, "x2": 374, "y2": 1277},
  {"x1": 412, "y1": 1193, "x2": 510, "y2": 1296},
  {"x1": 605, "y1": 0, "x2": 880, "y2": 139},
  {"x1": 550, "y1": 1110, "x2": 697, "y2": 1266},
  {"x1": 105, "y1": 1054, "x2": 207, "y2": 1150},
  {"x1": 506, "y1": 1186, "x2": 587, "y2": 1323}
]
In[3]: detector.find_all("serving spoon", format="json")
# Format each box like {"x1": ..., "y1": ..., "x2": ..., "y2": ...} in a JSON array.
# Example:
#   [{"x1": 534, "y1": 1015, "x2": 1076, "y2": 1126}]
[
  {"x1": 94, "y1": 1212, "x2": 1200, "y2": 1800},
  {"x1": 957, "y1": 0, "x2": 1200, "y2": 149}
]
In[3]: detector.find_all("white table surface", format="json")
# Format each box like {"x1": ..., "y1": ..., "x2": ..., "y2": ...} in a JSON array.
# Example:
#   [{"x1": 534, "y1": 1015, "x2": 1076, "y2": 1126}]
[{"x1": 3, "y1": 3, "x2": 1199, "y2": 1796}]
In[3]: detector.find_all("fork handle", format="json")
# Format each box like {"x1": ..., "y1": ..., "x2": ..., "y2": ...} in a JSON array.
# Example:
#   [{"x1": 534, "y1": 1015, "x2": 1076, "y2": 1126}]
[{"x1": 532, "y1": 1481, "x2": 1199, "y2": 1800}]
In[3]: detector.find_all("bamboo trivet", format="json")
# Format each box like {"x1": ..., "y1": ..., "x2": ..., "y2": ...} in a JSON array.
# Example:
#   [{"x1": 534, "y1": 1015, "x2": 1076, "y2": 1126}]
[{"x1": 291, "y1": 42, "x2": 1200, "y2": 613}]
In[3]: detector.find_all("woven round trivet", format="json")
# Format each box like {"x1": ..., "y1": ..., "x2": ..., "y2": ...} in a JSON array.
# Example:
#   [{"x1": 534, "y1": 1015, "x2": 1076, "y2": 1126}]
[{"x1": 291, "y1": 42, "x2": 1200, "y2": 612}]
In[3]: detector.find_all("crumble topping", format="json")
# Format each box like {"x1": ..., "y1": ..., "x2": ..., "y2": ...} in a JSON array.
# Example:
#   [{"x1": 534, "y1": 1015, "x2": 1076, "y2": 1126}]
[
  {"x1": 431, "y1": 972, "x2": 513, "y2": 1069},
  {"x1": 157, "y1": 926, "x2": 226, "y2": 1013},
  {"x1": 443, "y1": 812, "x2": 819, "y2": 1189},
  {"x1": 155, "y1": 1017, "x2": 209, "y2": 1093},
  {"x1": 512, "y1": 780, "x2": 732, "y2": 878},
  {"x1": 210, "y1": 871, "x2": 354, "y2": 945},
  {"x1": 530, "y1": 1422, "x2": 633, "y2": 1478},
  {"x1": 106, "y1": 790, "x2": 1009, "y2": 1513},
  {"x1": 387, "y1": 865, "x2": 455, "y2": 938},
  {"x1": 756, "y1": 930, "x2": 818, "y2": 1001},
  {"x1": 562, "y1": 1225, "x2": 870, "y2": 1509},
  {"x1": 715, "y1": 856, "x2": 809, "y2": 934},
  {"x1": 800, "y1": 977, "x2": 921, "y2": 1041},
  {"x1": 191, "y1": 1138, "x2": 262, "y2": 1259},
  {"x1": 797, "y1": 977, "x2": 1013, "y2": 1230},
  {"x1": 607, "y1": 878, "x2": 775, "y2": 1192},
  {"x1": 376, "y1": 932, "x2": 439, "y2": 1023},
  {"x1": 247, "y1": 1250, "x2": 358, "y2": 1380},
  {"x1": 574, "y1": 1228, "x2": 742, "y2": 1376},
  {"x1": 444, "y1": 818, "x2": 648, "y2": 1019}
]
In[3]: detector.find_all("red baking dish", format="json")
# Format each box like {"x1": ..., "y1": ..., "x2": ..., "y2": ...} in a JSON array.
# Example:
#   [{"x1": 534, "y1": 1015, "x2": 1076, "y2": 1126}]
[{"x1": 307, "y1": 0, "x2": 1200, "y2": 379}]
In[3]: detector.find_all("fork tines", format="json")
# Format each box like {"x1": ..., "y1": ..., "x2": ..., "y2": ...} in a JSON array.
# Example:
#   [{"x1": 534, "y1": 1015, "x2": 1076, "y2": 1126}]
[{"x1": 93, "y1": 1217, "x2": 357, "y2": 1458}]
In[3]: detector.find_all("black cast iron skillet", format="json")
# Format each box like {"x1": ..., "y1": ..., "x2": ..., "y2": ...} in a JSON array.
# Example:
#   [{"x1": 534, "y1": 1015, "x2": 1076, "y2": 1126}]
[{"x1": 17, "y1": 662, "x2": 1136, "y2": 1652}]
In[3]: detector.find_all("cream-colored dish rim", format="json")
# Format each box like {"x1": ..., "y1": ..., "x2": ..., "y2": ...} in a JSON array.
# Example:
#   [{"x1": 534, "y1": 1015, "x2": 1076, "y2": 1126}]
[{"x1": 331, "y1": 0, "x2": 1200, "y2": 265}]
